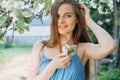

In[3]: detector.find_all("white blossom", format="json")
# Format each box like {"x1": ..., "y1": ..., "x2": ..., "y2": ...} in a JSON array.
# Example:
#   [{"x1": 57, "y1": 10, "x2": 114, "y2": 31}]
[
  {"x1": 100, "y1": 0, "x2": 107, "y2": 3},
  {"x1": 52, "y1": 0, "x2": 55, "y2": 4},
  {"x1": 98, "y1": 6, "x2": 104, "y2": 14},
  {"x1": 90, "y1": 1, "x2": 97, "y2": 9},
  {"x1": 1, "y1": 0, "x2": 26, "y2": 11},
  {"x1": 10, "y1": 11, "x2": 18, "y2": 25},
  {"x1": 106, "y1": 19, "x2": 111, "y2": 22},
  {"x1": 62, "y1": 45, "x2": 70, "y2": 56},
  {"x1": 1, "y1": 0, "x2": 13, "y2": 11},
  {"x1": 25, "y1": 0, "x2": 29, "y2": 2},
  {"x1": 25, "y1": 4, "x2": 30, "y2": 9},
  {"x1": 108, "y1": 0, "x2": 113, "y2": 11},
  {"x1": 97, "y1": 20, "x2": 103, "y2": 25},
  {"x1": 78, "y1": 0, "x2": 84, "y2": 4},
  {"x1": 13, "y1": 1, "x2": 25, "y2": 9},
  {"x1": 104, "y1": 12, "x2": 109, "y2": 14},
  {"x1": 62, "y1": 46, "x2": 68, "y2": 56}
]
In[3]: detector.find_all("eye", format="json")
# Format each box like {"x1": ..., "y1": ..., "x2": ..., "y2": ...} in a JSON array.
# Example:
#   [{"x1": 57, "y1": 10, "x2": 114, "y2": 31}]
[{"x1": 66, "y1": 15, "x2": 72, "y2": 17}]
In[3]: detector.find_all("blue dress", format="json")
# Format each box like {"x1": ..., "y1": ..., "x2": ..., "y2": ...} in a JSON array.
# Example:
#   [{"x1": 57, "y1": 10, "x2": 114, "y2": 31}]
[{"x1": 39, "y1": 47, "x2": 85, "y2": 80}]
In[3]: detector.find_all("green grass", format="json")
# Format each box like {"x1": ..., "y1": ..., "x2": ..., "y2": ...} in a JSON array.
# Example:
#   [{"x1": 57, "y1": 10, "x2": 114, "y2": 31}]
[{"x1": 0, "y1": 45, "x2": 32, "y2": 64}]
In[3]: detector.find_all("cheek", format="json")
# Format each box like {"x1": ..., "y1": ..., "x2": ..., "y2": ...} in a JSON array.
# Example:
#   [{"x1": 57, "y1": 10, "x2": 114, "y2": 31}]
[
  {"x1": 67, "y1": 23, "x2": 76, "y2": 32},
  {"x1": 67, "y1": 19, "x2": 77, "y2": 28}
]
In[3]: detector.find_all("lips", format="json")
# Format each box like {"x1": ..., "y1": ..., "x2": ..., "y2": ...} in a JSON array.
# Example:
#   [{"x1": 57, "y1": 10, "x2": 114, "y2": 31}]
[{"x1": 58, "y1": 25, "x2": 67, "y2": 28}]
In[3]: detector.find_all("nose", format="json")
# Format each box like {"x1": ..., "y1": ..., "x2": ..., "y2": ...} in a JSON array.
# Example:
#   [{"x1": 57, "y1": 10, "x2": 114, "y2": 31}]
[{"x1": 58, "y1": 17, "x2": 65, "y2": 24}]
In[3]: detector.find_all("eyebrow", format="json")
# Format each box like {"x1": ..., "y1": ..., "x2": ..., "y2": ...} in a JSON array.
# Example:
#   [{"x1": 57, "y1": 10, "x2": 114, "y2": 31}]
[
  {"x1": 58, "y1": 12, "x2": 74, "y2": 15},
  {"x1": 64, "y1": 12, "x2": 73, "y2": 15}
]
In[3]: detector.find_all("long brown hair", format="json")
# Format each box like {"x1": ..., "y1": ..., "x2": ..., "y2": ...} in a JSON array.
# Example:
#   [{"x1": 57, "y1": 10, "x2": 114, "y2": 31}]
[{"x1": 42, "y1": 0, "x2": 92, "y2": 80}]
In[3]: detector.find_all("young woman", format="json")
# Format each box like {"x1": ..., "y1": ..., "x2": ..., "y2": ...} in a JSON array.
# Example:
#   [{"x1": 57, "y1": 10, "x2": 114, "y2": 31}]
[{"x1": 27, "y1": 0, "x2": 116, "y2": 80}]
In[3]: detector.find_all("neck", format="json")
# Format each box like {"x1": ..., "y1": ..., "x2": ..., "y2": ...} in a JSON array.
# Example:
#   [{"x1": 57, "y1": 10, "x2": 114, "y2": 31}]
[{"x1": 60, "y1": 34, "x2": 74, "y2": 47}]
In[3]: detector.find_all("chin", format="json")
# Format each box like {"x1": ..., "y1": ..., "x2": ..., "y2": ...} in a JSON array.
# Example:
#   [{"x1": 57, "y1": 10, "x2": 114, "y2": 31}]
[
  {"x1": 58, "y1": 31, "x2": 66, "y2": 35},
  {"x1": 59, "y1": 31, "x2": 71, "y2": 36},
  {"x1": 59, "y1": 33, "x2": 65, "y2": 35}
]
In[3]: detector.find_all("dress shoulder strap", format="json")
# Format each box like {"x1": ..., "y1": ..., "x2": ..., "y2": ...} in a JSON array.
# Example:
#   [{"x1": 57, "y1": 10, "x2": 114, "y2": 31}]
[{"x1": 75, "y1": 44, "x2": 80, "y2": 56}]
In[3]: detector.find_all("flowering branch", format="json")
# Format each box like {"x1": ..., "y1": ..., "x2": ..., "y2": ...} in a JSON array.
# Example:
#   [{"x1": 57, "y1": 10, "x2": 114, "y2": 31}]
[{"x1": 62, "y1": 45, "x2": 76, "y2": 56}]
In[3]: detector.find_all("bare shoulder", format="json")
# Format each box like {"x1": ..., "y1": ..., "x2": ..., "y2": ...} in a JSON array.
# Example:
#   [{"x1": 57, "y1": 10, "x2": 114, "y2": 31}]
[
  {"x1": 32, "y1": 40, "x2": 44, "y2": 56},
  {"x1": 33, "y1": 40, "x2": 44, "y2": 48},
  {"x1": 77, "y1": 43, "x2": 92, "y2": 58}
]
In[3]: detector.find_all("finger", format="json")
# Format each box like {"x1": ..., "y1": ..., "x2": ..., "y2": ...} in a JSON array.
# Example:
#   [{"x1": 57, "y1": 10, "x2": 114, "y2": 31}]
[
  {"x1": 63, "y1": 59, "x2": 70, "y2": 64},
  {"x1": 79, "y1": 4, "x2": 87, "y2": 8},
  {"x1": 79, "y1": 4, "x2": 90, "y2": 12},
  {"x1": 68, "y1": 62, "x2": 71, "y2": 65},
  {"x1": 62, "y1": 58, "x2": 71, "y2": 65},
  {"x1": 63, "y1": 61, "x2": 71, "y2": 67},
  {"x1": 67, "y1": 62, "x2": 71, "y2": 66},
  {"x1": 59, "y1": 57, "x2": 70, "y2": 66},
  {"x1": 61, "y1": 56, "x2": 71, "y2": 62},
  {"x1": 56, "y1": 53, "x2": 65, "y2": 58}
]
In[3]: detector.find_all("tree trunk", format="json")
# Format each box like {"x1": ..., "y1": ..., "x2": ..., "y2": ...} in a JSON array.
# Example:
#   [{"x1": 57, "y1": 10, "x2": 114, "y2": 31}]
[{"x1": 113, "y1": 0, "x2": 120, "y2": 67}]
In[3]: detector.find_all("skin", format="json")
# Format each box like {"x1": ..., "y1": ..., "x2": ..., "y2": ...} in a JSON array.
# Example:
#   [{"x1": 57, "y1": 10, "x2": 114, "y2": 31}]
[
  {"x1": 57, "y1": 3, "x2": 78, "y2": 46},
  {"x1": 27, "y1": 3, "x2": 116, "y2": 80}
]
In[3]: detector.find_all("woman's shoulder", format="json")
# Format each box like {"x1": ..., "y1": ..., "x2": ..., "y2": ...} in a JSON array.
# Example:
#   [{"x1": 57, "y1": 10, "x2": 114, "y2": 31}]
[
  {"x1": 33, "y1": 40, "x2": 44, "y2": 48},
  {"x1": 32, "y1": 40, "x2": 47, "y2": 55},
  {"x1": 77, "y1": 42, "x2": 93, "y2": 54},
  {"x1": 33, "y1": 39, "x2": 48, "y2": 47}
]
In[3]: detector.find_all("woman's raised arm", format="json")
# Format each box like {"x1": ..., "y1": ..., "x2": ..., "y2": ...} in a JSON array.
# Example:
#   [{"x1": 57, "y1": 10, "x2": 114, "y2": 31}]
[{"x1": 79, "y1": 4, "x2": 116, "y2": 59}]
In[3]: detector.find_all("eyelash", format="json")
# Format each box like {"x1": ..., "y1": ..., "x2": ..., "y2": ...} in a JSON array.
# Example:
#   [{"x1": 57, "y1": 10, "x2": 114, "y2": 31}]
[
  {"x1": 66, "y1": 15, "x2": 72, "y2": 17},
  {"x1": 57, "y1": 15, "x2": 72, "y2": 18}
]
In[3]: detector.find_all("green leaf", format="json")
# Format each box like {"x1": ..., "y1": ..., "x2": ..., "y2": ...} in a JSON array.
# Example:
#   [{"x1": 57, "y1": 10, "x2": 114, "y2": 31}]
[
  {"x1": 21, "y1": 10, "x2": 33, "y2": 18},
  {"x1": 107, "y1": 69, "x2": 120, "y2": 79},
  {"x1": 56, "y1": 0, "x2": 63, "y2": 2},
  {"x1": 18, "y1": 28, "x2": 24, "y2": 34},
  {"x1": 16, "y1": 19, "x2": 25, "y2": 28},
  {"x1": 34, "y1": 0, "x2": 45, "y2": 8},
  {"x1": 21, "y1": 9, "x2": 33, "y2": 23},
  {"x1": 24, "y1": 23, "x2": 30, "y2": 31},
  {"x1": 0, "y1": 39, "x2": 4, "y2": 44},
  {"x1": 15, "y1": 19, "x2": 30, "y2": 34},
  {"x1": 44, "y1": 0, "x2": 52, "y2": 11},
  {"x1": 67, "y1": 45, "x2": 76, "y2": 55},
  {"x1": 0, "y1": 31, "x2": 4, "y2": 44},
  {"x1": 13, "y1": 8, "x2": 22, "y2": 16},
  {"x1": 0, "y1": 16, "x2": 7, "y2": 24},
  {"x1": 0, "y1": 16, "x2": 12, "y2": 28},
  {"x1": 94, "y1": 0, "x2": 99, "y2": 3},
  {"x1": 24, "y1": 17, "x2": 33, "y2": 23},
  {"x1": 14, "y1": 27, "x2": 18, "y2": 31},
  {"x1": 0, "y1": 0, "x2": 2, "y2": 3},
  {"x1": 38, "y1": 0, "x2": 45, "y2": 4}
]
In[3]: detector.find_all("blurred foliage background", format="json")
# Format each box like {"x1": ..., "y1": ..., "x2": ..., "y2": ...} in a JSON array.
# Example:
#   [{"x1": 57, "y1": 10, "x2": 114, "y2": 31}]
[{"x1": 0, "y1": 0, "x2": 120, "y2": 80}]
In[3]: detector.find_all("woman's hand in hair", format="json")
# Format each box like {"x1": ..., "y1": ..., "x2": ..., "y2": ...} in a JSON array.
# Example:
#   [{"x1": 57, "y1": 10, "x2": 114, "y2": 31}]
[
  {"x1": 51, "y1": 53, "x2": 71, "y2": 69},
  {"x1": 79, "y1": 4, "x2": 91, "y2": 25}
]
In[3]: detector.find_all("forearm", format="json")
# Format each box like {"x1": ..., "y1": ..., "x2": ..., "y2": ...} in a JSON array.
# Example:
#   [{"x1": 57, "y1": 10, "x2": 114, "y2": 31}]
[
  {"x1": 87, "y1": 18, "x2": 116, "y2": 51},
  {"x1": 29, "y1": 61, "x2": 57, "y2": 80}
]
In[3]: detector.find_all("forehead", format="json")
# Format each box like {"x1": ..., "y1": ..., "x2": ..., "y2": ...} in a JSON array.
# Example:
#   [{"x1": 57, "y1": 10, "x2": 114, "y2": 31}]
[{"x1": 58, "y1": 3, "x2": 75, "y2": 14}]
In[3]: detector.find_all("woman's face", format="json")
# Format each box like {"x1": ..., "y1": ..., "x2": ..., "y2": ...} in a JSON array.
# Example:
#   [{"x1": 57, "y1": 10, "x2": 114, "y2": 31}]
[{"x1": 57, "y1": 3, "x2": 78, "y2": 35}]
